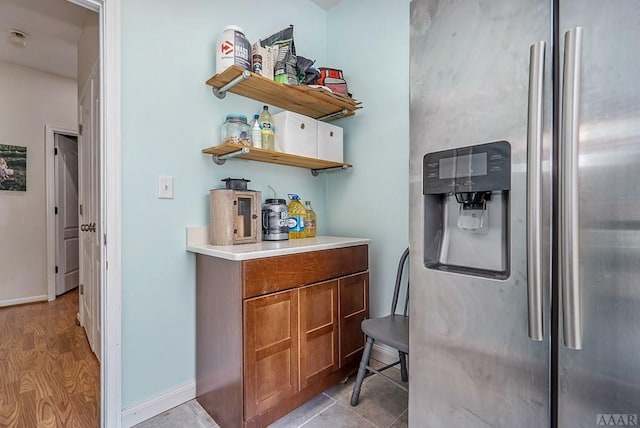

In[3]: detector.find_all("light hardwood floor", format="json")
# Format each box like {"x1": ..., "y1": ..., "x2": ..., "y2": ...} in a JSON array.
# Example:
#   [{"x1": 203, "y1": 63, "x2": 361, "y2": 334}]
[{"x1": 0, "y1": 289, "x2": 99, "y2": 428}]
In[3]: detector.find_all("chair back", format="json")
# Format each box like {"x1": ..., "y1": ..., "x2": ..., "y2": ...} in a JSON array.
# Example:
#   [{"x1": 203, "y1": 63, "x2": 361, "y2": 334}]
[{"x1": 390, "y1": 247, "x2": 410, "y2": 316}]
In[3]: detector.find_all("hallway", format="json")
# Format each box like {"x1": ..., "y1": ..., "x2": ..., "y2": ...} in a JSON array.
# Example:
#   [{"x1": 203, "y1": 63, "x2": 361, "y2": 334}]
[{"x1": 0, "y1": 290, "x2": 99, "y2": 427}]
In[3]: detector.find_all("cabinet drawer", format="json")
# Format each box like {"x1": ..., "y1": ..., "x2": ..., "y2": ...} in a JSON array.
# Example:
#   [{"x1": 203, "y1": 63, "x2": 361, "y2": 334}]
[{"x1": 243, "y1": 245, "x2": 368, "y2": 299}]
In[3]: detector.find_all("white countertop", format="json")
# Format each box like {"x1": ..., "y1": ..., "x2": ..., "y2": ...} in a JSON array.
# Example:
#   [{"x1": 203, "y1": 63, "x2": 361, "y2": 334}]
[{"x1": 186, "y1": 226, "x2": 370, "y2": 261}]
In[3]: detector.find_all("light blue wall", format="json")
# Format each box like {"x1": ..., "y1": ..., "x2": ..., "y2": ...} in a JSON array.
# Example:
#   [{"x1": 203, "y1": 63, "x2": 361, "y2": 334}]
[
  {"x1": 121, "y1": 0, "x2": 410, "y2": 409},
  {"x1": 325, "y1": 0, "x2": 410, "y2": 318},
  {"x1": 121, "y1": 0, "x2": 329, "y2": 407}
]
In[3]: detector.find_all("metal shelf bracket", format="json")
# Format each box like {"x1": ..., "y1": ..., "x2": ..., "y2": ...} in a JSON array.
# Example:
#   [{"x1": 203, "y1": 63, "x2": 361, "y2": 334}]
[
  {"x1": 211, "y1": 147, "x2": 250, "y2": 165},
  {"x1": 310, "y1": 164, "x2": 351, "y2": 176},
  {"x1": 318, "y1": 109, "x2": 349, "y2": 122},
  {"x1": 212, "y1": 70, "x2": 251, "y2": 99}
]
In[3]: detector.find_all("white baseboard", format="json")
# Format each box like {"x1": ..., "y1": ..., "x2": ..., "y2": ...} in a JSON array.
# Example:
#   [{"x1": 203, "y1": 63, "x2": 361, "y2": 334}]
[
  {"x1": 121, "y1": 381, "x2": 196, "y2": 427},
  {"x1": 0, "y1": 294, "x2": 48, "y2": 308},
  {"x1": 371, "y1": 342, "x2": 401, "y2": 366}
]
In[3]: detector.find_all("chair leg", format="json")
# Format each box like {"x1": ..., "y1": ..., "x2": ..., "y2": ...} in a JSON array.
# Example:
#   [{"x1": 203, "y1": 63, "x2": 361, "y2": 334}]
[
  {"x1": 350, "y1": 336, "x2": 374, "y2": 406},
  {"x1": 399, "y1": 351, "x2": 408, "y2": 382}
]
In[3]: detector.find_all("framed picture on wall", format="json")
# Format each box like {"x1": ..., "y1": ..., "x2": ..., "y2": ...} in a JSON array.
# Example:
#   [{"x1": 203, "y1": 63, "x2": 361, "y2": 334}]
[{"x1": 0, "y1": 144, "x2": 27, "y2": 191}]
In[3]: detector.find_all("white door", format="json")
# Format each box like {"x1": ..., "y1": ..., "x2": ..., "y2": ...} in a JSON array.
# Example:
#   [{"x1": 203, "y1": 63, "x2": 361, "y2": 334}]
[
  {"x1": 54, "y1": 133, "x2": 79, "y2": 296},
  {"x1": 79, "y1": 72, "x2": 101, "y2": 360}
]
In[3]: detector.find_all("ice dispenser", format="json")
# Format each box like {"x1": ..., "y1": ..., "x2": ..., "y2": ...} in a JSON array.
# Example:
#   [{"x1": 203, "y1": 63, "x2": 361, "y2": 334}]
[{"x1": 423, "y1": 141, "x2": 511, "y2": 279}]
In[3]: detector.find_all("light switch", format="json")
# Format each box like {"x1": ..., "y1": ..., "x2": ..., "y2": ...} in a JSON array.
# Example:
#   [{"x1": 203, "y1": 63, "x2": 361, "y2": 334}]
[{"x1": 158, "y1": 175, "x2": 174, "y2": 199}]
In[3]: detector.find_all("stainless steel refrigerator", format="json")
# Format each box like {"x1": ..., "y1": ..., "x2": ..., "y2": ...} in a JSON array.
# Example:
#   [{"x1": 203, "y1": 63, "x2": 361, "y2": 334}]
[{"x1": 409, "y1": 1, "x2": 640, "y2": 426}]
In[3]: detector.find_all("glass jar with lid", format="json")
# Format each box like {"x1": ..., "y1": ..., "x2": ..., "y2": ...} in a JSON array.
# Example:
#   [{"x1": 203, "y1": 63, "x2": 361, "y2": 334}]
[{"x1": 221, "y1": 114, "x2": 251, "y2": 145}]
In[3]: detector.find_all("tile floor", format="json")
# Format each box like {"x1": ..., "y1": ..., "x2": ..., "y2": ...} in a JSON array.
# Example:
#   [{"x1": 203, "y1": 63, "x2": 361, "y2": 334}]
[{"x1": 135, "y1": 360, "x2": 408, "y2": 428}]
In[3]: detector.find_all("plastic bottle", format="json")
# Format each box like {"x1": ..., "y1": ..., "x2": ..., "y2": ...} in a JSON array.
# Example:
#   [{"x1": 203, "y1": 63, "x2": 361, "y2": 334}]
[
  {"x1": 304, "y1": 200, "x2": 317, "y2": 238},
  {"x1": 287, "y1": 194, "x2": 306, "y2": 239},
  {"x1": 251, "y1": 114, "x2": 262, "y2": 148},
  {"x1": 259, "y1": 105, "x2": 275, "y2": 151},
  {"x1": 216, "y1": 26, "x2": 251, "y2": 74}
]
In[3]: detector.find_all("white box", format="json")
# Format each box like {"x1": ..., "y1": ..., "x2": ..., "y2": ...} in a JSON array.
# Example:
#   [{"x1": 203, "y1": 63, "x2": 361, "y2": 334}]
[
  {"x1": 273, "y1": 111, "x2": 318, "y2": 158},
  {"x1": 317, "y1": 121, "x2": 344, "y2": 163},
  {"x1": 251, "y1": 43, "x2": 275, "y2": 81}
]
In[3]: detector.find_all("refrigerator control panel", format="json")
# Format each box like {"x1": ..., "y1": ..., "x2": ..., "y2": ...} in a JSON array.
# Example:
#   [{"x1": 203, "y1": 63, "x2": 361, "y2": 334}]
[{"x1": 423, "y1": 141, "x2": 511, "y2": 194}]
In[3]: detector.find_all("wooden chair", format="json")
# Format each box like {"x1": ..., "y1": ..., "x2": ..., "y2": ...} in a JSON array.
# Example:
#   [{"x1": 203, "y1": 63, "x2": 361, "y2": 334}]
[{"x1": 351, "y1": 247, "x2": 409, "y2": 406}]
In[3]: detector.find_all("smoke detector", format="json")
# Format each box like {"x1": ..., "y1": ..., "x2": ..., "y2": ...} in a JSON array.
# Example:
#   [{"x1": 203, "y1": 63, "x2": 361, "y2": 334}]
[{"x1": 8, "y1": 30, "x2": 29, "y2": 48}]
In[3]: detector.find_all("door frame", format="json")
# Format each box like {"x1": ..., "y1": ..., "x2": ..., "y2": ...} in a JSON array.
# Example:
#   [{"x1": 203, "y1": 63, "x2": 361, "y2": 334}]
[
  {"x1": 45, "y1": 125, "x2": 79, "y2": 301},
  {"x1": 67, "y1": 0, "x2": 122, "y2": 426}
]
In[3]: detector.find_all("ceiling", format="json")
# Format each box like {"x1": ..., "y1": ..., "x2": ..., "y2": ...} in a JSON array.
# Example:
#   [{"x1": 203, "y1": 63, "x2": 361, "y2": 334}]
[
  {"x1": 310, "y1": 0, "x2": 344, "y2": 10},
  {"x1": 0, "y1": 0, "x2": 91, "y2": 79}
]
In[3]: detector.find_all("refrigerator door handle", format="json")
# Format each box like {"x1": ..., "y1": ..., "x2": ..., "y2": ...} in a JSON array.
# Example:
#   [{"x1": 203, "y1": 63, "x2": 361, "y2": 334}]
[
  {"x1": 560, "y1": 27, "x2": 583, "y2": 350},
  {"x1": 526, "y1": 41, "x2": 546, "y2": 342}
]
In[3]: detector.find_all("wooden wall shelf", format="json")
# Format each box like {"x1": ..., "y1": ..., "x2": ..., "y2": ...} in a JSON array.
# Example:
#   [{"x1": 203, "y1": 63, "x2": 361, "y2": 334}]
[
  {"x1": 202, "y1": 142, "x2": 352, "y2": 174},
  {"x1": 206, "y1": 66, "x2": 361, "y2": 121}
]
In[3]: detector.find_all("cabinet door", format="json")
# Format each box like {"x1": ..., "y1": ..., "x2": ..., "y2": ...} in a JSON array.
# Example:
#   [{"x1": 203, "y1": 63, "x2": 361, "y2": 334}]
[
  {"x1": 299, "y1": 280, "x2": 339, "y2": 389},
  {"x1": 210, "y1": 190, "x2": 261, "y2": 245},
  {"x1": 244, "y1": 290, "x2": 299, "y2": 418},
  {"x1": 233, "y1": 191, "x2": 261, "y2": 244},
  {"x1": 339, "y1": 272, "x2": 369, "y2": 367}
]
